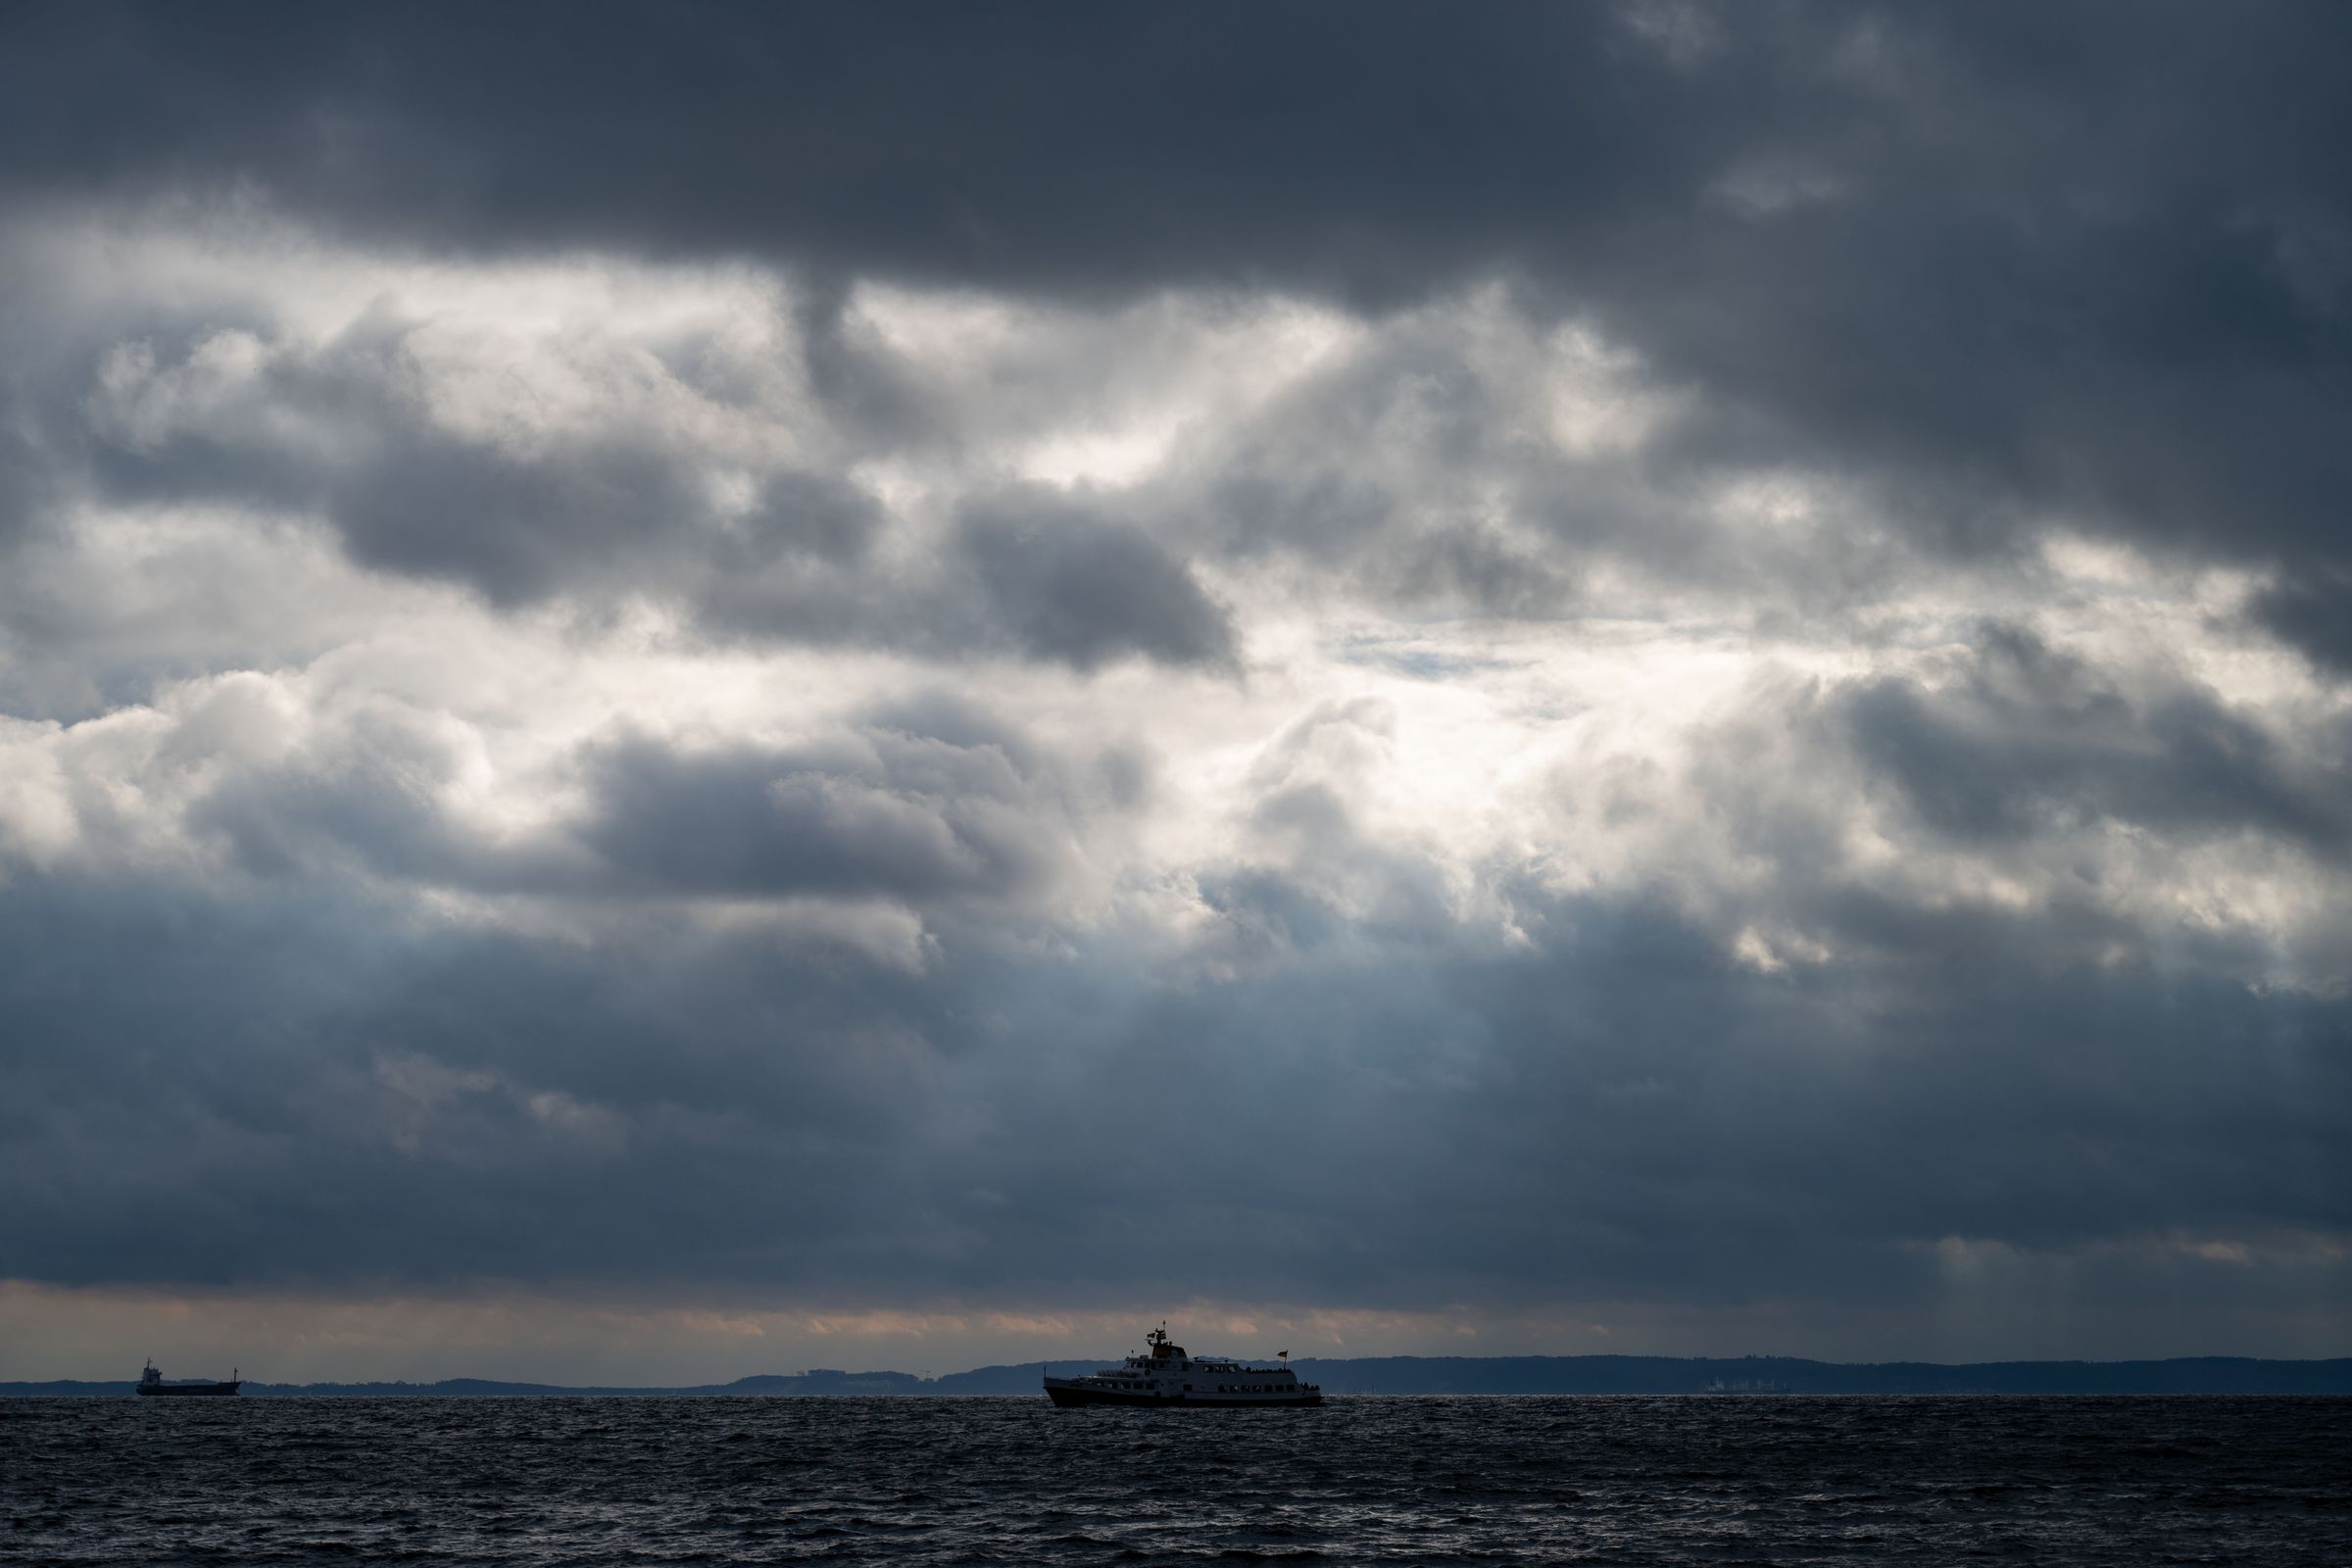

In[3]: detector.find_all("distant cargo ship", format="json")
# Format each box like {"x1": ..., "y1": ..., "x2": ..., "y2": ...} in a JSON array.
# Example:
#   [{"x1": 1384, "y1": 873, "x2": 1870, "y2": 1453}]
[
  {"x1": 1044, "y1": 1326, "x2": 1321, "y2": 1407},
  {"x1": 135, "y1": 1359, "x2": 241, "y2": 1396}
]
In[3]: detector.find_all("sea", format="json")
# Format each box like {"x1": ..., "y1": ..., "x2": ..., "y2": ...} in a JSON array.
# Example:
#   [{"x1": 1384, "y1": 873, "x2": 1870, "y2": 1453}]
[{"x1": 4, "y1": 1395, "x2": 2348, "y2": 1564}]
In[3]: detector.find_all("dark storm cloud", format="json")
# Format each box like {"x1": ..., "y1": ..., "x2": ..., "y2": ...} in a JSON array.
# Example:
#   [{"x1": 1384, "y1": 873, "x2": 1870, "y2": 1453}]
[
  {"x1": 82, "y1": 317, "x2": 718, "y2": 605},
  {"x1": 3, "y1": 859, "x2": 2344, "y2": 1332},
  {"x1": 0, "y1": 263, "x2": 78, "y2": 556},
  {"x1": 327, "y1": 441, "x2": 705, "y2": 607},
  {"x1": 0, "y1": 424, "x2": 46, "y2": 550},
  {"x1": 0, "y1": 2, "x2": 1685, "y2": 294},
  {"x1": 71, "y1": 321, "x2": 1235, "y2": 670},
  {"x1": 2251, "y1": 570, "x2": 2352, "y2": 678},
  {"x1": 956, "y1": 493, "x2": 1237, "y2": 672},
  {"x1": 170, "y1": 687, "x2": 1134, "y2": 910},
  {"x1": 1, "y1": 628, "x2": 2343, "y2": 1338},
  {"x1": 727, "y1": 471, "x2": 883, "y2": 568},
  {"x1": 8, "y1": 1, "x2": 2352, "y2": 596},
  {"x1": 689, "y1": 486, "x2": 1238, "y2": 670},
  {"x1": 1837, "y1": 625, "x2": 2349, "y2": 855},
  {"x1": 1620, "y1": 630, "x2": 2352, "y2": 1003},
  {"x1": 583, "y1": 729, "x2": 1072, "y2": 903},
  {"x1": 0, "y1": 874, "x2": 957, "y2": 1289},
  {"x1": 1168, "y1": 321, "x2": 1605, "y2": 616}
]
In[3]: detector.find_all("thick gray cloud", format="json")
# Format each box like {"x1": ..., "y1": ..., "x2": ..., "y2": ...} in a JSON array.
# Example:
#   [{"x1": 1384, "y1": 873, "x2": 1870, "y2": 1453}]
[
  {"x1": 956, "y1": 493, "x2": 1237, "y2": 671},
  {"x1": 54, "y1": 312, "x2": 1241, "y2": 671},
  {"x1": 75, "y1": 314, "x2": 719, "y2": 604},
  {"x1": 7, "y1": 1, "x2": 2351, "y2": 609},
  {"x1": 582, "y1": 717, "x2": 1096, "y2": 904},
  {"x1": 3, "y1": 858, "x2": 2343, "y2": 1336},
  {"x1": 1838, "y1": 625, "x2": 2348, "y2": 856},
  {"x1": 2, "y1": 616, "x2": 2347, "y2": 1352},
  {"x1": 693, "y1": 489, "x2": 1240, "y2": 669},
  {"x1": 2252, "y1": 570, "x2": 2352, "y2": 678},
  {"x1": 168, "y1": 685, "x2": 1134, "y2": 913}
]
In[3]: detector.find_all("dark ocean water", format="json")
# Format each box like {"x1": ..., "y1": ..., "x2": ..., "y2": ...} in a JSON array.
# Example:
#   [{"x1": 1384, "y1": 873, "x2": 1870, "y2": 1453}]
[{"x1": 5, "y1": 1395, "x2": 2348, "y2": 1565}]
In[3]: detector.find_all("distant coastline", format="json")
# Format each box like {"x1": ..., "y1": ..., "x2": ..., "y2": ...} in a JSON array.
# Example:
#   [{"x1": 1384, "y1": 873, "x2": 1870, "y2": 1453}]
[{"x1": 8, "y1": 1354, "x2": 2349, "y2": 1397}]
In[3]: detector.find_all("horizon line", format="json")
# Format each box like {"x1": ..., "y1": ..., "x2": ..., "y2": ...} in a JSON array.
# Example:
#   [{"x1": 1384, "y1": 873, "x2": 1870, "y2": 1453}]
[{"x1": 11, "y1": 1349, "x2": 2350, "y2": 1396}]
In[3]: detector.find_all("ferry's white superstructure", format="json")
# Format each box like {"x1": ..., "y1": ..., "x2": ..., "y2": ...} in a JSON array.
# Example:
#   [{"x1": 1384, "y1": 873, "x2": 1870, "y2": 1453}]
[{"x1": 1043, "y1": 1326, "x2": 1321, "y2": 1407}]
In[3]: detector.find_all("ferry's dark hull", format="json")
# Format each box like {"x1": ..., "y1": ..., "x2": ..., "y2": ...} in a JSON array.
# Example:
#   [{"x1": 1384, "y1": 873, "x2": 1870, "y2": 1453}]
[
  {"x1": 136, "y1": 1382, "x2": 241, "y2": 1396},
  {"x1": 1044, "y1": 1384, "x2": 1319, "y2": 1408}
]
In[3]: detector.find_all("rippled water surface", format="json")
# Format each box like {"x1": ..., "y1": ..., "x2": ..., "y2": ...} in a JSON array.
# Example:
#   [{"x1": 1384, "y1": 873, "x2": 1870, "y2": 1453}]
[{"x1": 6, "y1": 1395, "x2": 2349, "y2": 1564}]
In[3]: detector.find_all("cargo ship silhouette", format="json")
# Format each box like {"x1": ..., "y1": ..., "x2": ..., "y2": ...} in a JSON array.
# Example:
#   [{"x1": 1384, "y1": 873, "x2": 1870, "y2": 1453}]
[{"x1": 135, "y1": 1359, "x2": 241, "y2": 1396}]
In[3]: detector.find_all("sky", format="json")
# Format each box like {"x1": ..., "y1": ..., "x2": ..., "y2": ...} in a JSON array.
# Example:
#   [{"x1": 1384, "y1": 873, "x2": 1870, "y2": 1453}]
[{"x1": 1, "y1": 1, "x2": 2348, "y2": 1384}]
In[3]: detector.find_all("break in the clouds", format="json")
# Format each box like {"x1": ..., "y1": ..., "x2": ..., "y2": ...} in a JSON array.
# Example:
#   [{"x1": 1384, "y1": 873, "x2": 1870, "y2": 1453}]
[{"x1": 1, "y1": 2, "x2": 2348, "y2": 1377}]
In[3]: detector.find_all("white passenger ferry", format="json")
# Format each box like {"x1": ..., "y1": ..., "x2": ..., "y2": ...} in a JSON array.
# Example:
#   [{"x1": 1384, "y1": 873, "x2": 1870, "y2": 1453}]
[{"x1": 1044, "y1": 1326, "x2": 1321, "y2": 1407}]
